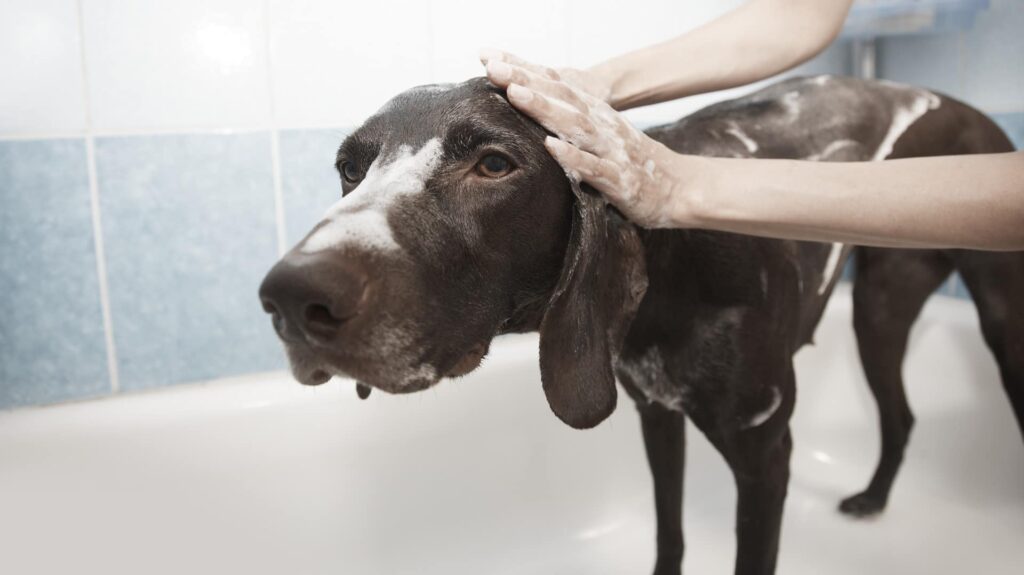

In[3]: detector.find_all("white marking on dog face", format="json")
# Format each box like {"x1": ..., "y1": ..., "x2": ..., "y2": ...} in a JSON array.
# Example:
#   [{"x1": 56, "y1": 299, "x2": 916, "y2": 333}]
[
  {"x1": 873, "y1": 90, "x2": 941, "y2": 161},
  {"x1": 725, "y1": 122, "x2": 759, "y2": 153},
  {"x1": 314, "y1": 322, "x2": 439, "y2": 391},
  {"x1": 743, "y1": 387, "x2": 782, "y2": 429},
  {"x1": 301, "y1": 138, "x2": 443, "y2": 253},
  {"x1": 810, "y1": 75, "x2": 830, "y2": 86},
  {"x1": 804, "y1": 139, "x2": 858, "y2": 161},
  {"x1": 397, "y1": 362, "x2": 438, "y2": 388},
  {"x1": 818, "y1": 242, "x2": 844, "y2": 295}
]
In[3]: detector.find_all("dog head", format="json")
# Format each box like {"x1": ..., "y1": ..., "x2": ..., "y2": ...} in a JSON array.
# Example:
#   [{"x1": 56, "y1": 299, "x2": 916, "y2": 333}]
[{"x1": 258, "y1": 78, "x2": 647, "y2": 428}]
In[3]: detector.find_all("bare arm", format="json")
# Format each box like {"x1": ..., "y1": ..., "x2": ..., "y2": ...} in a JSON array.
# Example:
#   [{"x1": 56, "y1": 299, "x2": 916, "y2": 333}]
[
  {"x1": 591, "y1": 0, "x2": 855, "y2": 109},
  {"x1": 480, "y1": 1, "x2": 1023, "y2": 251},
  {"x1": 480, "y1": 0, "x2": 854, "y2": 108},
  {"x1": 486, "y1": 61, "x2": 1024, "y2": 251},
  {"x1": 677, "y1": 151, "x2": 1024, "y2": 251}
]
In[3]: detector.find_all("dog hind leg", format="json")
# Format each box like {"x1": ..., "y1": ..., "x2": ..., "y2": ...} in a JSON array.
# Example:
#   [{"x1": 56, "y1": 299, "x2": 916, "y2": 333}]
[
  {"x1": 954, "y1": 252, "x2": 1024, "y2": 442},
  {"x1": 840, "y1": 248, "x2": 952, "y2": 517}
]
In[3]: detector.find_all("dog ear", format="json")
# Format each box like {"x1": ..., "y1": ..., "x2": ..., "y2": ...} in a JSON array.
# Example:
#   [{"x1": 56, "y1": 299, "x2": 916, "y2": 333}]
[{"x1": 538, "y1": 179, "x2": 648, "y2": 429}]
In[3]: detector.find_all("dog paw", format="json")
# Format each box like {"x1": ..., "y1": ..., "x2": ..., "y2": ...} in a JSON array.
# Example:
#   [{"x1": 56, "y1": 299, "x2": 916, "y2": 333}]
[{"x1": 838, "y1": 492, "x2": 886, "y2": 517}]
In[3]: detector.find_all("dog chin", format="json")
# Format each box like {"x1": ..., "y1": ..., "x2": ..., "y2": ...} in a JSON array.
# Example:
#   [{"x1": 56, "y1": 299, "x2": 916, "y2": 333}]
[
  {"x1": 289, "y1": 363, "x2": 333, "y2": 386},
  {"x1": 444, "y1": 342, "x2": 490, "y2": 378},
  {"x1": 284, "y1": 341, "x2": 487, "y2": 392}
]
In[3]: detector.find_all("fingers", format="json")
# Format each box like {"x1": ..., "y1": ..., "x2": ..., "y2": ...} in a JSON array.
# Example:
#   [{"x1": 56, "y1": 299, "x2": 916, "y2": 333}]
[
  {"x1": 485, "y1": 60, "x2": 589, "y2": 111},
  {"x1": 508, "y1": 84, "x2": 605, "y2": 154},
  {"x1": 479, "y1": 48, "x2": 560, "y2": 81},
  {"x1": 544, "y1": 136, "x2": 625, "y2": 199}
]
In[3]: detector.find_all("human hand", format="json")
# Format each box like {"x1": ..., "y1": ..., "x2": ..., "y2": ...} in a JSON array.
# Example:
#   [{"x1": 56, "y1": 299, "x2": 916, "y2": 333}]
[
  {"x1": 479, "y1": 50, "x2": 696, "y2": 229},
  {"x1": 479, "y1": 49, "x2": 613, "y2": 104}
]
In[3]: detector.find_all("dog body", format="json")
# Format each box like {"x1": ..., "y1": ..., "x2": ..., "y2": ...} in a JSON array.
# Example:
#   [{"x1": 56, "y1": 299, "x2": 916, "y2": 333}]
[{"x1": 259, "y1": 76, "x2": 1021, "y2": 575}]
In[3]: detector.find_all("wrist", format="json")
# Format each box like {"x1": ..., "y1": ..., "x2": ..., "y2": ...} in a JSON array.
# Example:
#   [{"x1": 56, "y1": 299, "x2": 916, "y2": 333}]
[
  {"x1": 658, "y1": 147, "x2": 722, "y2": 228},
  {"x1": 586, "y1": 60, "x2": 629, "y2": 108}
]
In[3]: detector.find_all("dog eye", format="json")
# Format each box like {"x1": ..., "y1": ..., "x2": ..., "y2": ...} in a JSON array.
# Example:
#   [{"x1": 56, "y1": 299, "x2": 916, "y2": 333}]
[
  {"x1": 340, "y1": 161, "x2": 362, "y2": 183},
  {"x1": 476, "y1": 154, "x2": 512, "y2": 178}
]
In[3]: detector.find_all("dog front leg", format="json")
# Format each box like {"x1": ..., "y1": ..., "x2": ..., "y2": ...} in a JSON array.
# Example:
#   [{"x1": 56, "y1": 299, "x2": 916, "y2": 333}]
[
  {"x1": 731, "y1": 427, "x2": 791, "y2": 575},
  {"x1": 638, "y1": 402, "x2": 686, "y2": 575}
]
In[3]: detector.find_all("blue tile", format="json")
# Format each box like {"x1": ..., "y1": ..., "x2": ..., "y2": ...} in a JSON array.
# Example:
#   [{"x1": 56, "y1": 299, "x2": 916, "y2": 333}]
[
  {"x1": 840, "y1": 254, "x2": 856, "y2": 283},
  {"x1": 0, "y1": 139, "x2": 110, "y2": 409},
  {"x1": 791, "y1": 40, "x2": 853, "y2": 77},
  {"x1": 278, "y1": 129, "x2": 349, "y2": 248},
  {"x1": 962, "y1": 0, "x2": 1024, "y2": 113},
  {"x1": 950, "y1": 273, "x2": 973, "y2": 300},
  {"x1": 992, "y1": 112, "x2": 1024, "y2": 150},
  {"x1": 96, "y1": 133, "x2": 285, "y2": 391},
  {"x1": 879, "y1": 32, "x2": 965, "y2": 100}
]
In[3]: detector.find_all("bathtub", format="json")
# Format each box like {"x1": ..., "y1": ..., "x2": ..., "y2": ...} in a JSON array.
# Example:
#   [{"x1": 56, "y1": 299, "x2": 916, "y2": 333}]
[{"x1": 1, "y1": 285, "x2": 1022, "y2": 575}]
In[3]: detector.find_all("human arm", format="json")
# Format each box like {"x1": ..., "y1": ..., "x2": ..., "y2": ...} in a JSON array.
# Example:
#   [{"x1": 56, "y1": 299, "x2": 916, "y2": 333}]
[
  {"x1": 481, "y1": 0, "x2": 855, "y2": 109},
  {"x1": 659, "y1": 150, "x2": 1024, "y2": 251},
  {"x1": 487, "y1": 67, "x2": 1024, "y2": 251}
]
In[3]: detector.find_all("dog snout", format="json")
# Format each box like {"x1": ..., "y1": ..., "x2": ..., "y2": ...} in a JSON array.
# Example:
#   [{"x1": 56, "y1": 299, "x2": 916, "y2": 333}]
[{"x1": 258, "y1": 252, "x2": 368, "y2": 344}]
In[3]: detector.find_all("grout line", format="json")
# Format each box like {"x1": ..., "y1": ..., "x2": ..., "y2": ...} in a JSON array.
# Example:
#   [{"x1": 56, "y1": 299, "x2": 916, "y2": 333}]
[
  {"x1": 77, "y1": 0, "x2": 120, "y2": 394},
  {"x1": 2, "y1": 103, "x2": 1015, "y2": 143},
  {"x1": 84, "y1": 136, "x2": 120, "y2": 394},
  {"x1": 263, "y1": 0, "x2": 287, "y2": 256},
  {"x1": 270, "y1": 130, "x2": 287, "y2": 256}
]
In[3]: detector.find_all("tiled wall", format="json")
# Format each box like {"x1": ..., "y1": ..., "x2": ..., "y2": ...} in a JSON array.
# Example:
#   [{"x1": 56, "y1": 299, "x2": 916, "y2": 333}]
[
  {"x1": 874, "y1": 0, "x2": 1024, "y2": 298},
  {"x1": 0, "y1": 0, "x2": 1019, "y2": 409}
]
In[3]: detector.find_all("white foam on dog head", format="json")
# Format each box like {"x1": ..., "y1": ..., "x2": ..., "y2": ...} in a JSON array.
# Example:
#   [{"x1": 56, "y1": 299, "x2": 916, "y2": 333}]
[{"x1": 301, "y1": 138, "x2": 443, "y2": 253}]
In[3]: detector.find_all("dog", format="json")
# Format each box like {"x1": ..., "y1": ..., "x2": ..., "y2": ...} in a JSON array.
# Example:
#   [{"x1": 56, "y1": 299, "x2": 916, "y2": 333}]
[{"x1": 258, "y1": 75, "x2": 1021, "y2": 575}]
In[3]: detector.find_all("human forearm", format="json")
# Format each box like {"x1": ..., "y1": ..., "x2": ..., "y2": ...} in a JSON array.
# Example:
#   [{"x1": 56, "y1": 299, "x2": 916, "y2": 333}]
[
  {"x1": 482, "y1": 53, "x2": 1024, "y2": 252},
  {"x1": 681, "y1": 152, "x2": 1024, "y2": 251},
  {"x1": 591, "y1": 0, "x2": 854, "y2": 110}
]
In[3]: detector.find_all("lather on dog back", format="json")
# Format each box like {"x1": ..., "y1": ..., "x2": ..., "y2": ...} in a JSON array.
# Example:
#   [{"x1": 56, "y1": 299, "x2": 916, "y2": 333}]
[{"x1": 259, "y1": 75, "x2": 1021, "y2": 575}]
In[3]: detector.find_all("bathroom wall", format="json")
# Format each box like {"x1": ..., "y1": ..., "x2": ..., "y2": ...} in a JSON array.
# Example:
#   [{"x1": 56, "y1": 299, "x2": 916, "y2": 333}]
[
  {"x1": 0, "y1": 0, "x2": 1017, "y2": 409},
  {"x1": 874, "y1": 0, "x2": 1024, "y2": 297}
]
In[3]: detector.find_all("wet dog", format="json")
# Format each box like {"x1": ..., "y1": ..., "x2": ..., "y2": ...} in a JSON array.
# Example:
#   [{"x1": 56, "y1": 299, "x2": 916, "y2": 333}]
[{"x1": 259, "y1": 76, "x2": 1021, "y2": 574}]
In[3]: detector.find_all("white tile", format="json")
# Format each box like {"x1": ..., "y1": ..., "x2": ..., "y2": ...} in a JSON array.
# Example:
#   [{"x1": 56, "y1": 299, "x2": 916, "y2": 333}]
[
  {"x1": 565, "y1": 0, "x2": 743, "y2": 68},
  {"x1": 81, "y1": 0, "x2": 271, "y2": 131},
  {"x1": 0, "y1": 0, "x2": 87, "y2": 135},
  {"x1": 561, "y1": 0, "x2": 745, "y2": 126},
  {"x1": 269, "y1": 0, "x2": 433, "y2": 129},
  {"x1": 617, "y1": 28, "x2": 850, "y2": 126},
  {"x1": 429, "y1": 0, "x2": 570, "y2": 83}
]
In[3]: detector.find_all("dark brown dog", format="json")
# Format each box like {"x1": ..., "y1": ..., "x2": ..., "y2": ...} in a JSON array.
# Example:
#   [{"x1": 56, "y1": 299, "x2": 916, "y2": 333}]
[{"x1": 259, "y1": 76, "x2": 1022, "y2": 575}]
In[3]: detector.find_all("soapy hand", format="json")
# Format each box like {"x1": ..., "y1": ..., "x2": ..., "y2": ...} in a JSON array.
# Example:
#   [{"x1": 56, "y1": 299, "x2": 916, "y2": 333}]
[{"x1": 480, "y1": 50, "x2": 694, "y2": 229}]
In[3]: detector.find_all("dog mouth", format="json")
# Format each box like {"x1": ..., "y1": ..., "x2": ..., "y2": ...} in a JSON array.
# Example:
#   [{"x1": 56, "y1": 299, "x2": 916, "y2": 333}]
[
  {"x1": 302, "y1": 368, "x2": 333, "y2": 386},
  {"x1": 285, "y1": 340, "x2": 489, "y2": 391},
  {"x1": 444, "y1": 342, "x2": 490, "y2": 378}
]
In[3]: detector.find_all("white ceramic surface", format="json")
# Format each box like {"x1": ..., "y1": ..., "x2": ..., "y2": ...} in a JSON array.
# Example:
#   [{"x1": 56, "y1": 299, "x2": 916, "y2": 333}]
[
  {"x1": 2, "y1": 286, "x2": 1022, "y2": 574},
  {"x1": 81, "y1": 0, "x2": 272, "y2": 131},
  {"x1": 0, "y1": 0, "x2": 87, "y2": 134}
]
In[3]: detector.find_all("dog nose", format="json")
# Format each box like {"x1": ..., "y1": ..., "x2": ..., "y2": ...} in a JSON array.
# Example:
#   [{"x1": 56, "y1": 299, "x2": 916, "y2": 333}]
[{"x1": 258, "y1": 253, "x2": 368, "y2": 343}]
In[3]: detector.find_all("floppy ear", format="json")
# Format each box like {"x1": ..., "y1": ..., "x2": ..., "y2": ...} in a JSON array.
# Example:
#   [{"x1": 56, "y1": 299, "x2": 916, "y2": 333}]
[{"x1": 539, "y1": 179, "x2": 648, "y2": 429}]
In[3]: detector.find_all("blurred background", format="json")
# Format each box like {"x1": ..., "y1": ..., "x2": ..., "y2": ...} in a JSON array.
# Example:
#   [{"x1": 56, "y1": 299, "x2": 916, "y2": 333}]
[{"x1": 1, "y1": 0, "x2": 1022, "y2": 410}]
